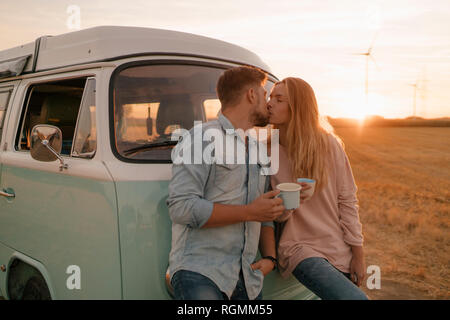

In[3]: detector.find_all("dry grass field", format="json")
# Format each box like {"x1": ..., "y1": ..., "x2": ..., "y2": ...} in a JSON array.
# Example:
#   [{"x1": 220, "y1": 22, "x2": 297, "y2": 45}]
[{"x1": 334, "y1": 126, "x2": 450, "y2": 299}]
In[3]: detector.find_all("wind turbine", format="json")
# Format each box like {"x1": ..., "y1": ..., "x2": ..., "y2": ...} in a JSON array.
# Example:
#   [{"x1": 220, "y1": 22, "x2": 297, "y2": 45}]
[
  {"x1": 354, "y1": 32, "x2": 379, "y2": 106},
  {"x1": 419, "y1": 66, "x2": 428, "y2": 118},
  {"x1": 409, "y1": 82, "x2": 418, "y2": 118},
  {"x1": 409, "y1": 69, "x2": 427, "y2": 119}
]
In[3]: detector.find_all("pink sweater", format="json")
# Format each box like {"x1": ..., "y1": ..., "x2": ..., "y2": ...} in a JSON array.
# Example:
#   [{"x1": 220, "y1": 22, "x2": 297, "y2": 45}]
[{"x1": 271, "y1": 134, "x2": 363, "y2": 278}]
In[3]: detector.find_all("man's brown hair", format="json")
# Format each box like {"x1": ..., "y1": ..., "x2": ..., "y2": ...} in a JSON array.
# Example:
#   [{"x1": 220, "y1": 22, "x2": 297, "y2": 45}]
[{"x1": 216, "y1": 66, "x2": 267, "y2": 109}]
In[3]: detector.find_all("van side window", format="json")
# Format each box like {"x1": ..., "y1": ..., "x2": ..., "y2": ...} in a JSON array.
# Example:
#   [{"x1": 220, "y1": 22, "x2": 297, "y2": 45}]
[
  {"x1": 17, "y1": 78, "x2": 86, "y2": 155},
  {"x1": 0, "y1": 89, "x2": 12, "y2": 141},
  {"x1": 72, "y1": 78, "x2": 96, "y2": 158}
]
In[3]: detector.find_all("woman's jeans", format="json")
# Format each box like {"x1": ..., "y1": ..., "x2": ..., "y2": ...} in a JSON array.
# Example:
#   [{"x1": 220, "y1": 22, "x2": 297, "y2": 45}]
[
  {"x1": 292, "y1": 257, "x2": 369, "y2": 300},
  {"x1": 171, "y1": 270, "x2": 263, "y2": 300}
]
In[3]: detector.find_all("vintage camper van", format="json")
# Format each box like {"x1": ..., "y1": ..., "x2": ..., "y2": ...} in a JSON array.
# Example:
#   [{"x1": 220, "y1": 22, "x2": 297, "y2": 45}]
[{"x1": 0, "y1": 26, "x2": 316, "y2": 300}]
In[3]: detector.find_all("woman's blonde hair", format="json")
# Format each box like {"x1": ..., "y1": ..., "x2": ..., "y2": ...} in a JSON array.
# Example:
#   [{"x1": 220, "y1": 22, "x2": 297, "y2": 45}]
[{"x1": 274, "y1": 77, "x2": 341, "y2": 190}]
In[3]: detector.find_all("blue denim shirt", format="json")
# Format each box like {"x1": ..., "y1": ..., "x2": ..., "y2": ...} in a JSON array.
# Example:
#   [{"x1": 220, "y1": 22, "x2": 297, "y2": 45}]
[{"x1": 166, "y1": 113, "x2": 270, "y2": 300}]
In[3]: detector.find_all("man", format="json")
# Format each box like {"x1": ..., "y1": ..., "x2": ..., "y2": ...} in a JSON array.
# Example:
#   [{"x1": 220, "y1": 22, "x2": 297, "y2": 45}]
[{"x1": 167, "y1": 66, "x2": 283, "y2": 300}]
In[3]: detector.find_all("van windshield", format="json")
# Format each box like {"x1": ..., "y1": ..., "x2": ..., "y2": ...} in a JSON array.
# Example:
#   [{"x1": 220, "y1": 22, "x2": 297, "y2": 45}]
[{"x1": 111, "y1": 63, "x2": 274, "y2": 162}]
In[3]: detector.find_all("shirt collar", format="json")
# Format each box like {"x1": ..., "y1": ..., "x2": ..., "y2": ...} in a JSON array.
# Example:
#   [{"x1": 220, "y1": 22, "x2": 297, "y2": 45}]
[
  {"x1": 218, "y1": 112, "x2": 236, "y2": 133},
  {"x1": 217, "y1": 112, "x2": 262, "y2": 150},
  {"x1": 218, "y1": 112, "x2": 246, "y2": 144}
]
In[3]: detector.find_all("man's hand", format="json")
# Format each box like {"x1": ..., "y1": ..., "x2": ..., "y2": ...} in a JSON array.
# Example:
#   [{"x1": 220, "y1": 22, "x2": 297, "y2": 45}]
[
  {"x1": 251, "y1": 258, "x2": 275, "y2": 276},
  {"x1": 246, "y1": 190, "x2": 285, "y2": 222},
  {"x1": 350, "y1": 246, "x2": 366, "y2": 287},
  {"x1": 202, "y1": 191, "x2": 284, "y2": 228}
]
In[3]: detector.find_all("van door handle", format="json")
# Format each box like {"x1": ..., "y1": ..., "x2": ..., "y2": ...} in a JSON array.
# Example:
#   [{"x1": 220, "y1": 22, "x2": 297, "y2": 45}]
[{"x1": 0, "y1": 189, "x2": 15, "y2": 198}]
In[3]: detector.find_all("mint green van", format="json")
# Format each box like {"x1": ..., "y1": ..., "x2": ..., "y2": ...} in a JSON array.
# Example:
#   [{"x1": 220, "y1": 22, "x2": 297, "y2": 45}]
[{"x1": 0, "y1": 26, "x2": 316, "y2": 300}]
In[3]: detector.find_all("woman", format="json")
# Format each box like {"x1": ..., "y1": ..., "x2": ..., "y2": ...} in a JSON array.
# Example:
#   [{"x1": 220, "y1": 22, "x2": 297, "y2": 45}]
[{"x1": 267, "y1": 77, "x2": 369, "y2": 300}]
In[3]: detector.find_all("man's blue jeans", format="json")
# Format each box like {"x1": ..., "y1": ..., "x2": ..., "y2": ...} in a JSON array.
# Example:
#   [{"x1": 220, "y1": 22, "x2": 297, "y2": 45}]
[
  {"x1": 171, "y1": 270, "x2": 263, "y2": 300},
  {"x1": 292, "y1": 257, "x2": 369, "y2": 300}
]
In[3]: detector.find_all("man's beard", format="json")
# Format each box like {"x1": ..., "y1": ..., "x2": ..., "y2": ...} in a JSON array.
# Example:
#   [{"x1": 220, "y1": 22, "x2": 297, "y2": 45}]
[{"x1": 249, "y1": 96, "x2": 269, "y2": 127}]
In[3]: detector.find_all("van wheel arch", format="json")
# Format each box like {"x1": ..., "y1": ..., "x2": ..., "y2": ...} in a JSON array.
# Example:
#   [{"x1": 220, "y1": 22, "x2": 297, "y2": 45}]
[
  {"x1": 7, "y1": 259, "x2": 52, "y2": 300},
  {"x1": 22, "y1": 275, "x2": 51, "y2": 300}
]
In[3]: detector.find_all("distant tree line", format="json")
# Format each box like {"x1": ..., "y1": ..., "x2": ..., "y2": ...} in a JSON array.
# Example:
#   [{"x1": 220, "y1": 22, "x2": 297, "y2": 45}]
[{"x1": 328, "y1": 116, "x2": 450, "y2": 127}]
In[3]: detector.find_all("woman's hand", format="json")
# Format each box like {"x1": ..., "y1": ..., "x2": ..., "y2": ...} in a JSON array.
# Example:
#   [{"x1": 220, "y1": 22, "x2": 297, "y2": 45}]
[
  {"x1": 251, "y1": 258, "x2": 276, "y2": 276},
  {"x1": 275, "y1": 209, "x2": 294, "y2": 222},
  {"x1": 350, "y1": 246, "x2": 366, "y2": 287},
  {"x1": 297, "y1": 182, "x2": 312, "y2": 203}
]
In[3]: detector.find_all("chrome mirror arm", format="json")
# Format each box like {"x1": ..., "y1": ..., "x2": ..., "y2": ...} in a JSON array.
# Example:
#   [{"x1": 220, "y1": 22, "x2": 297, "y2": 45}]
[{"x1": 41, "y1": 139, "x2": 69, "y2": 171}]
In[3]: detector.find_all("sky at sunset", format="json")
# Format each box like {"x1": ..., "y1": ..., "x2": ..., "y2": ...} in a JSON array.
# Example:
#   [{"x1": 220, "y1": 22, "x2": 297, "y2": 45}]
[{"x1": 1, "y1": 0, "x2": 449, "y2": 119}]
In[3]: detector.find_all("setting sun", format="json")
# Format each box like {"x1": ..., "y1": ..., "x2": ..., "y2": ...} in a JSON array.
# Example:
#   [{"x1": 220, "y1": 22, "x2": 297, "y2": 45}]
[{"x1": 326, "y1": 89, "x2": 390, "y2": 120}]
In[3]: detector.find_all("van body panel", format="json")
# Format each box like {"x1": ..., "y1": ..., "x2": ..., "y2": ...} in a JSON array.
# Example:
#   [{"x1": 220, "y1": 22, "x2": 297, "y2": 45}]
[
  {"x1": 114, "y1": 179, "x2": 172, "y2": 299},
  {"x1": 262, "y1": 273, "x2": 318, "y2": 300},
  {"x1": 0, "y1": 162, "x2": 121, "y2": 299}
]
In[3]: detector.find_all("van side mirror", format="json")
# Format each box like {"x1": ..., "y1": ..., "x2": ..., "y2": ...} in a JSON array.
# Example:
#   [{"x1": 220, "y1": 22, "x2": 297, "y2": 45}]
[
  {"x1": 146, "y1": 106, "x2": 153, "y2": 136},
  {"x1": 30, "y1": 125, "x2": 68, "y2": 171}
]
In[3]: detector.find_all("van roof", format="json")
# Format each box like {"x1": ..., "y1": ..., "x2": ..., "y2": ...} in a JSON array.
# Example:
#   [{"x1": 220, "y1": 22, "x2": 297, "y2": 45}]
[{"x1": 0, "y1": 26, "x2": 273, "y2": 77}]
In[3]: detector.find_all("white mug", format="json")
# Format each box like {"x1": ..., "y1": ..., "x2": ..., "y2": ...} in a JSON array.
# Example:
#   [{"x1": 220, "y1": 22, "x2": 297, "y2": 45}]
[{"x1": 275, "y1": 183, "x2": 302, "y2": 210}]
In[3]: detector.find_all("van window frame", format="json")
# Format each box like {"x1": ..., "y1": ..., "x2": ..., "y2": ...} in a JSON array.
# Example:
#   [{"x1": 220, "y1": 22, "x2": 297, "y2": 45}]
[
  {"x1": 71, "y1": 77, "x2": 97, "y2": 159},
  {"x1": 0, "y1": 87, "x2": 13, "y2": 143},
  {"x1": 14, "y1": 75, "x2": 94, "y2": 157},
  {"x1": 109, "y1": 59, "x2": 278, "y2": 164}
]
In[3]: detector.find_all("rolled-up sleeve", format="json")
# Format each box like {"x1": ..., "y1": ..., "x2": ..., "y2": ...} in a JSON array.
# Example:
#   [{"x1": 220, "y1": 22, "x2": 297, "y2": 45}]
[
  {"x1": 336, "y1": 142, "x2": 364, "y2": 246},
  {"x1": 261, "y1": 221, "x2": 275, "y2": 228},
  {"x1": 166, "y1": 134, "x2": 213, "y2": 229}
]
